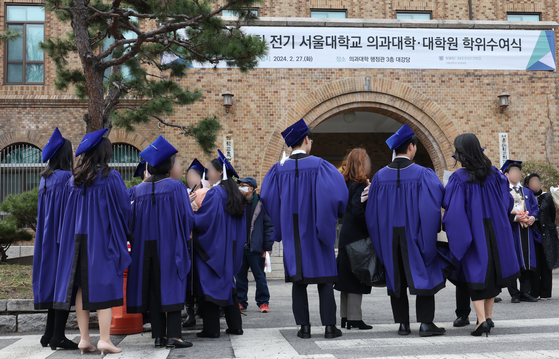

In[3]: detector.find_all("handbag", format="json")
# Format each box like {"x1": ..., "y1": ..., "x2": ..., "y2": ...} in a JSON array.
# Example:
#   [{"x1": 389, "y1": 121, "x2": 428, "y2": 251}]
[{"x1": 342, "y1": 237, "x2": 386, "y2": 287}]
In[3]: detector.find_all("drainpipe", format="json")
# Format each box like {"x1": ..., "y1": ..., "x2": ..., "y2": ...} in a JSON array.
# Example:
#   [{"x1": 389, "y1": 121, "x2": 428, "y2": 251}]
[{"x1": 469, "y1": 0, "x2": 473, "y2": 20}]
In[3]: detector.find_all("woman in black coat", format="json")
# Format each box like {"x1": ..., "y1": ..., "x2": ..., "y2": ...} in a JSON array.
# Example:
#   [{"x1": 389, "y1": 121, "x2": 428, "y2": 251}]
[
  {"x1": 525, "y1": 173, "x2": 559, "y2": 299},
  {"x1": 334, "y1": 148, "x2": 373, "y2": 330}
]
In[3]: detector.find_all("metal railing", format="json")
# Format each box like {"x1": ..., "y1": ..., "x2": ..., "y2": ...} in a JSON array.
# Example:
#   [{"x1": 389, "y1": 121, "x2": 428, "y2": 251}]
[
  {"x1": 0, "y1": 143, "x2": 44, "y2": 206},
  {"x1": 109, "y1": 143, "x2": 141, "y2": 182}
]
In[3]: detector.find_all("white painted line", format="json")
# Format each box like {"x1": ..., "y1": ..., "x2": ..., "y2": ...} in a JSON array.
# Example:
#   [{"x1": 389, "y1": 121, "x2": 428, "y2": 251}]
[
  {"x1": 230, "y1": 328, "x2": 300, "y2": 359},
  {"x1": 108, "y1": 333, "x2": 170, "y2": 359},
  {"x1": 315, "y1": 332, "x2": 559, "y2": 350},
  {"x1": 358, "y1": 350, "x2": 559, "y2": 359},
  {"x1": 0, "y1": 335, "x2": 53, "y2": 359}
]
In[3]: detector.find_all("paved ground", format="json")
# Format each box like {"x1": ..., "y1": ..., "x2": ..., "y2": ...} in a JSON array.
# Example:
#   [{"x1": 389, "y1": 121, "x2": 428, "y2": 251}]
[{"x1": 2, "y1": 277, "x2": 559, "y2": 359}]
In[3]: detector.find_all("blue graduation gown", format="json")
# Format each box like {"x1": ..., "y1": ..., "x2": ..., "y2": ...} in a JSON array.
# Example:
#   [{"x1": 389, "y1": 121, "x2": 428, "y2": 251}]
[
  {"x1": 127, "y1": 178, "x2": 193, "y2": 313},
  {"x1": 194, "y1": 185, "x2": 246, "y2": 306},
  {"x1": 510, "y1": 186, "x2": 541, "y2": 270},
  {"x1": 53, "y1": 170, "x2": 132, "y2": 311},
  {"x1": 366, "y1": 158, "x2": 450, "y2": 296},
  {"x1": 33, "y1": 170, "x2": 72, "y2": 310},
  {"x1": 128, "y1": 185, "x2": 137, "y2": 202},
  {"x1": 443, "y1": 168, "x2": 520, "y2": 289},
  {"x1": 260, "y1": 153, "x2": 348, "y2": 283}
]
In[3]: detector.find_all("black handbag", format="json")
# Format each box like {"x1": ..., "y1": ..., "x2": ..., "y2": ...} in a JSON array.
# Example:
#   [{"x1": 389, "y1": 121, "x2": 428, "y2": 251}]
[{"x1": 342, "y1": 237, "x2": 386, "y2": 287}]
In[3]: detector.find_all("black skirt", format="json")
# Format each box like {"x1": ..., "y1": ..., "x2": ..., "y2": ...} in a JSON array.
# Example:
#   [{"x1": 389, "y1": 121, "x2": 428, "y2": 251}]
[{"x1": 469, "y1": 234, "x2": 501, "y2": 301}]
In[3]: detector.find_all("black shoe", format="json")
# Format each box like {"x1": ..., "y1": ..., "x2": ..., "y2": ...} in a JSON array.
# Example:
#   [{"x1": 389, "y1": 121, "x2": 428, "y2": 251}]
[
  {"x1": 49, "y1": 337, "x2": 79, "y2": 350},
  {"x1": 297, "y1": 325, "x2": 311, "y2": 339},
  {"x1": 471, "y1": 321, "x2": 490, "y2": 337},
  {"x1": 166, "y1": 338, "x2": 193, "y2": 349},
  {"x1": 324, "y1": 325, "x2": 342, "y2": 339},
  {"x1": 154, "y1": 337, "x2": 167, "y2": 348},
  {"x1": 182, "y1": 306, "x2": 196, "y2": 328},
  {"x1": 398, "y1": 323, "x2": 411, "y2": 336},
  {"x1": 511, "y1": 295, "x2": 521, "y2": 303},
  {"x1": 40, "y1": 336, "x2": 51, "y2": 348},
  {"x1": 520, "y1": 293, "x2": 538, "y2": 302},
  {"x1": 341, "y1": 317, "x2": 347, "y2": 328},
  {"x1": 225, "y1": 328, "x2": 244, "y2": 335},
  {"x1": 486, "y1": 318, "x2": 494, "y2": 328},
  {"x1": 196, "y1": 331, "x2": 220, "y2": 338},
  {"x1": 346, "y1": 320, "x2": 373, "y2": 330},
  {"x1": 419, "y1": 323, "x2": 446, "y2": 337},
  {"x1": 453, "y1": 316, "x2": 470, "y2": 327},
  {"x1": 494, "y1": 297, "x2": 503, "y2": 303}
]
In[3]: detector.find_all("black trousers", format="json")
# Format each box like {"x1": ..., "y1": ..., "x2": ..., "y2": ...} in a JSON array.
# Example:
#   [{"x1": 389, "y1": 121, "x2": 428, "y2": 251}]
[
  {"x1": 147, "y1": 258, "x2": 182, "y2": 339},
  {"x1": 531, "y1": 242, "x2": 553, "y2": 298},
  {"x1": 43, "y1": 308, "x2": 71, "y2": 342},
  {"x1": 508, "y1": 269, "x2": 533, "y2": 297},
  {"x1": 390, "y1": 245, "x2": 435, "y2": 324},
  {"x1": 201, "y1": 296, "x2": 242, "y2": 336},
  {"x1": 455, "y1": 283, "x2": 471, "y2": 318},
  {"x1": 292, "y1": 282, "x2": 336, "y2": 326}
]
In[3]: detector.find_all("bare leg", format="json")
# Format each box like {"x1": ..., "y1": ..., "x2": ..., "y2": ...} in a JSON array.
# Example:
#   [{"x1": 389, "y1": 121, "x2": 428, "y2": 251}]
[
  {"x1": 97, "y1": 308, "x2": 113, "y2": 343},
  {"x1": 75, "y1": 287, "x2": 90, "y2": 342},
  {"x1": 472, "y1": 300, "x2": 486, "y2": 329},
  {"x1": 484, "y1": 298, "x2": 494, "y2": 320}
]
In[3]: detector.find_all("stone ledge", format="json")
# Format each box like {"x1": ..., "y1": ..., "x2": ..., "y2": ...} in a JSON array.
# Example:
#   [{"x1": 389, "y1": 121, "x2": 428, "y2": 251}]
[{"x1": 224, "y1": 17, "x2": 559, "y2": 30}]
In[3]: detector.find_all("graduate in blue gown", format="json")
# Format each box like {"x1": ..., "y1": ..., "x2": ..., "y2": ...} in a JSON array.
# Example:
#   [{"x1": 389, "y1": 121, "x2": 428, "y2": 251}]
[
  {"x1": 194, "y1": 150, "x2": 246, "y2": 338},
  {"x1": 128, "y1": 159, "x2": 148, "y2": 202},
  {"x1": 53, "y1": 129, "x2": 131, "y2": 355},
  {"x1": 127, "y1": 136, "x2": 194, "y2": 349},
  {"x1": 261, "y1": 119, "x2": 348, "y2": 340},
  {"x1": 502, "y1": 160, "x2": 541, "y2": 303},
  {"x1": 365, "y1": 124, "x2": 450, "y2": 337},
  {"x1": 33, "y1": 128, "x2": 78, "y2": 350},
  {"x1": 443, "y1": 134, "x2": 520, "y2": 337}
]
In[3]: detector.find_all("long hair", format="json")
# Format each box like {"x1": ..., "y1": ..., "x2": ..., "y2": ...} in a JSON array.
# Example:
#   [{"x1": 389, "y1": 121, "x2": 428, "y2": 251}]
[
  {"x1": 341, "y1": 148, "x2": 369, "y2": 184},
  {"x1": 73, "y1": 138, "x2": 113, "y2": 187},
  {"x1": 211, "y1": 158, "x2": 245, "y2": 217},
  {"x1": 453, "y1": 133, "x2": 493, "y2": 183},
  {"x1": 41, "y1": 140, "x2": 73, "y2": 178}
]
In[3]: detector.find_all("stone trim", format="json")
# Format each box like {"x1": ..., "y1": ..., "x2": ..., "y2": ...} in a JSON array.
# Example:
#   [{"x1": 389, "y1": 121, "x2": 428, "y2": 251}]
[
  {"x1": 224, "y1": 17, "x2": 558, "y2": 29},
  {"x1": 0, "y1": 96, "x2": 142, "y2": 108},
  {"x1": 0, "y1": 130, "x2": 50, "y2": 152},
  {"x1": 108, "y1": 129, "x2": 151, "y2": 152}
]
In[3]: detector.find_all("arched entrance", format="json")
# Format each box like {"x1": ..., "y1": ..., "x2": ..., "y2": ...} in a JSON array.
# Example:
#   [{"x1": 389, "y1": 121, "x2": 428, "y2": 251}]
[{"x1": 259, "y1": 77, "x2": 459, "y2": 178}]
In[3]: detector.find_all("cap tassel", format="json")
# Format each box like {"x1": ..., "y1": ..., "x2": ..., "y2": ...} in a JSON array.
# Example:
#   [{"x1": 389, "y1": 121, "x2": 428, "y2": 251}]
[
  {"x1": 392, "y1": 150, "x2": 396, "y2": 161},
  {"x1": 222, "y1": 162, "x2": 228, "y2": 181},
  {"x1": 280, "y1": 151, "x2": 288, "y2": 166}
]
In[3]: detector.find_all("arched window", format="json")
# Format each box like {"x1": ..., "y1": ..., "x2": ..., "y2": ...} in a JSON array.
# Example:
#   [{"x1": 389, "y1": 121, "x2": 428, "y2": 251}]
[
  {"x1": 0, "y1": 143, "x2": 44, "y2": 204},
  {"x1": 110, "y1": 143, "x2": 141, "y2": 181}
]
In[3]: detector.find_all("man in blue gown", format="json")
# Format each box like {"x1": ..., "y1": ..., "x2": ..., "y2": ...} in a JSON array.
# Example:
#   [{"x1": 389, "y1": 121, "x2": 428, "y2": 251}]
[
  {"x1": 366, "y1": 124, "x2": 450, "y2": 337},
  {"x1": 261, "y1": 119, "x2": 348, "y2": 339}
]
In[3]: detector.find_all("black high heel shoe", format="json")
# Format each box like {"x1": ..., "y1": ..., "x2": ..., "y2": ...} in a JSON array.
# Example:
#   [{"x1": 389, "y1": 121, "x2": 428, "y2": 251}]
[
  {"x1": 40, "y1": 336, "x2": 50, "y2": 348},
  {"x1": 341, "y1": 317, "x2": 347, "y2": 329},
  {"x1": 471, "y1": 321, "x2": 490, "y2": 337},
  {"x1": 49, "y1": 337, "x2": 79, "y2": 350},
  {"x1": 346, "y1": 320, "x2": 373, "y2": 330}
]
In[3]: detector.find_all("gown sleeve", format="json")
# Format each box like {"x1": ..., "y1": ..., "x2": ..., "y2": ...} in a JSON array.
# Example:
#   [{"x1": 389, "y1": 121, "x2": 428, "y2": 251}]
[
  {"x1": 442, "y1": 173, "x2": 472, "y2": 261},
  {"x1": 365, "y1": 175, "x2": 383, "y2": 264},
  {"x1": 174, "y1": 182, "x2": 194, "y2": 280},
  {"x1": 260, "y1": 165, "x2": 282, "y2": 242},
  {"x1": 419, "y1": 168, "x2": 444, "y2": 265},
  {"x1": 315, "y1": 160, "x2": 349, "y2": 247},
  {"x1": 106, "y1": 171, "x2": 133, "y2": 275}
]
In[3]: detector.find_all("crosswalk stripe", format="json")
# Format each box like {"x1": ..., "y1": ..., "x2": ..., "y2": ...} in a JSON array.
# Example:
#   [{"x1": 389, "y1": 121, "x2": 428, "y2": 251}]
[
  {"x1": 359, "y1": 350, "x2": 559, "y2": 359},
  {"x1": 0, "y1": 335, "x2": 52, "y2": 359},
  {"x1": 108, "y1": 333, "x2": 170, "y2": 359},
  {"x1": 230, "y1": 328, "x2": 301, "y2": 358}
]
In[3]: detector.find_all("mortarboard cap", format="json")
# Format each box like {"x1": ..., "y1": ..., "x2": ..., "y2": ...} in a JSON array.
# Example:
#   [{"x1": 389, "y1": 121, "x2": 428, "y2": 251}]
[
  {"x1": 188, "y1": 158, "x2": 207, "y2": 177},
  {"x1": 42, "y1": 127, "x2": 66, "y2": 163},
  {"x1": 140, "y1": 136, "x2": 178, "y2": 167},
  {"x1": 501, "y1": 159, "x2": 522, "y2": 173},
  {"x1": 133, "y1": 160, "x2": 146, "y2": 178},
  {"x1": 282, "y1": 119, "x2": 309, "y2": 148},
  {"x1": 386, "y1": 124, "x2": 415, "y2": 151},
  {"x1": 218, "y1": 149, "x2": 239, "y2": 179},
  {"x1": 75, "y1": 128, "x2": 109, "y2": 157}
]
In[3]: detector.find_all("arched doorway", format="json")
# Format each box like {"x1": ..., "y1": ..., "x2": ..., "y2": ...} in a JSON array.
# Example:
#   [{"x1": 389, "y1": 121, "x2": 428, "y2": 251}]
[
  {"x1": 311, "y1": 111, "x2": 434, "y2": 173},
  {"x1": 259, "y1": 77, "x2": 459, "y2": 179}
]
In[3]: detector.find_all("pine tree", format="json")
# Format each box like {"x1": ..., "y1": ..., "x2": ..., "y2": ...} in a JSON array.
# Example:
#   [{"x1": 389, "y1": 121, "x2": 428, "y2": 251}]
[{"x1": 4, "y1": 0, "x2": 267, "y2": 155}]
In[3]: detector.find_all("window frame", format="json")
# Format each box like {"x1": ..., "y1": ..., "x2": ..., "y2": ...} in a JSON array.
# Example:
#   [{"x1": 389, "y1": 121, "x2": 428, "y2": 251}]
[
  {"x1": 4, "y1": 3, "x2": 46, "y2": 85},
  {"x1": 396, "y1": 11, "x2": 433, "y2": 20},
  {"x1": 506, "y1": 12, "x2": 541, "y2": 22},
  {"x1": 310, "y1": 9, "x2": 348, "y2": 19}
]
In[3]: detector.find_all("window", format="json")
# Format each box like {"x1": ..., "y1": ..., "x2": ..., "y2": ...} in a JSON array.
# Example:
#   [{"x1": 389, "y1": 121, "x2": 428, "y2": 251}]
[
  {"x1": 0, "y1": 144, "x2": 44, "y2": 204},
  {"x1": 109, "y1": 143, "x2": 141, "y2": 181},
  {"x1": 507, "y1": 13, "x2": 541, "y2": 21},
  {"x1": 222, "y1": 8, "x2": 259, "y2": 17},
  {"x1": 5, "y1": 5, "x2": 45, "y2": 84},
  {"x1": 310, "y1": 10, "x2": 347, "y2": 19},
  {"x1": 396, "y1": 12, "x2": 432, "y2": 20},
  {"x1": 102, "y1": 29, "x2": 138, "y2": 81}
]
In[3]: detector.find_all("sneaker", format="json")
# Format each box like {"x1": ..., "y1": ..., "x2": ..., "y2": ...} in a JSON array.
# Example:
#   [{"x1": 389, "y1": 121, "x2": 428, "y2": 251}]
[
  {"x1": 260, "y1": 304, "x2": 270, "y2": 313},
  {"x1": 238, "y1": 303, "x2": 246, "y2": 311},
  {"x1": 143, "y1": 323, "x2": 152, "y2": 332}
]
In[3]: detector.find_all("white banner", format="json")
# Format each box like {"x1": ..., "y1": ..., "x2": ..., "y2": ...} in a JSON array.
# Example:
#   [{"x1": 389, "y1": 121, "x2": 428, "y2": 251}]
[
  {"x1": 193, "y1": 27, "x2": 556, "y2": 70},
  {"x1": 499, "y1": 133, "x2": 509, "y2": 168}
]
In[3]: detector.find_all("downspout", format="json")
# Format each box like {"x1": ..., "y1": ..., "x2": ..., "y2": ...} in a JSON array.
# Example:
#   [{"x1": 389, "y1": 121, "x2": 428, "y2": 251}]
[{"x1": 469, "y1": 0, "x2": 473, "y2": 20}]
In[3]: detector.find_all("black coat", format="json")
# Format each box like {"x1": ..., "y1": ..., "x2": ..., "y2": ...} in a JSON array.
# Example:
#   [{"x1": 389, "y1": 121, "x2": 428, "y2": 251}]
[
  {"x1": 535, "y1": 191, "x2": 559, "y2": 270},
  {"x1": 334, "y1": 181, "x2": 372, "y2": 294}
]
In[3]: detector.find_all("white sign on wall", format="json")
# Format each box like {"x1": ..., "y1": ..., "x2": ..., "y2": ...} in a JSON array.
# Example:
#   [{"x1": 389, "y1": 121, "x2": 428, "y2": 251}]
[
  {"x1": 499, "y1": 133, "x2": 509, "y2": 168},
  {"x1": 192, "y1": 27, "x2": 555, "y2": 70},
  {"x1": 223, "y1": 134, "x2": 234, "y2": 163}
]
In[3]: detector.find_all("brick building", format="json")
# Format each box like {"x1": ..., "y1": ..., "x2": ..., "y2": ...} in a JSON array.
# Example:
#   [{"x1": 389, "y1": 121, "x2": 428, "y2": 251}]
[{"x1": 1, "y1": 0, "x2": 559, "y2": 202}]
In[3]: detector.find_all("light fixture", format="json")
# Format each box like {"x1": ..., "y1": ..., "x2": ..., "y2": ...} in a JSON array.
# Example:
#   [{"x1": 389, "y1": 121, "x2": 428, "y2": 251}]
[
  {"x1": 222, "y1": 91, "x2": 234, "y2": 113},
  {"x1": 498, "y1": 92, "x2": 510, "y2": 113},
  {"x1": 343, "y1": 111, "x2": 356, "y2": 123}
]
